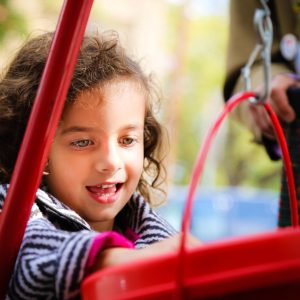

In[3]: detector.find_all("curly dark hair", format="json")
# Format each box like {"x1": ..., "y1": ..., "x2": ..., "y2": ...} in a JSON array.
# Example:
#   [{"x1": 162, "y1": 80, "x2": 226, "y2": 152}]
[{"x1": 0, "y1": 30, "x2": 167, "y2": 205}]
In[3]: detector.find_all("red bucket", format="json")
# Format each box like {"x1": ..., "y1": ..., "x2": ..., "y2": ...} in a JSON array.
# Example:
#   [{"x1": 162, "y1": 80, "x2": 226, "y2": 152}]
[{"x1": 81, "y1": 228, "x2": 300, "y2": 299}]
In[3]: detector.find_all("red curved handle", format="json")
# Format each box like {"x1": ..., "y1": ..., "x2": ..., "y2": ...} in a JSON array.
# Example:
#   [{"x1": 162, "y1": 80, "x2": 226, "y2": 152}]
[{"x1": 176, "y1": 91, "x2": 299, "y2": 299}]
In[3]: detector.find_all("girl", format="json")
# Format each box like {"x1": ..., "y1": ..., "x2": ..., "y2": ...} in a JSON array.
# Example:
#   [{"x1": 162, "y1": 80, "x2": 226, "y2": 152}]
[{"x1": 0, "y1": 31, "x2": 197, "y2": 299}]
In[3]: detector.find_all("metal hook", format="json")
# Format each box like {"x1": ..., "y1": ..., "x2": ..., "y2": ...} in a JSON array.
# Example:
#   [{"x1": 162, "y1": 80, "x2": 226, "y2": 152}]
[
  {"x1": 260, "y1": 0, "x2": 270, "y2": 16},
  {"x1": 252, "y1": 8, "x2": 272, "y2": 103},
  {"x1": 242, "y1": 0, "x2": 273, "y2": 104}
]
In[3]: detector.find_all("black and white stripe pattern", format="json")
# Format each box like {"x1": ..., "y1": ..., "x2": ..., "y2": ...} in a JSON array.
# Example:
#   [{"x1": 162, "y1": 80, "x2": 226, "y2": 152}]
[
  {"x1": 128, "y1": 193, "x2": 177, "y2": 248},
  {"x1": 0, "y1": 185, "x2": 176, "y2": 299},
  {"x1": 7, "y1": 219, "x2": 96, "y2": 300}
]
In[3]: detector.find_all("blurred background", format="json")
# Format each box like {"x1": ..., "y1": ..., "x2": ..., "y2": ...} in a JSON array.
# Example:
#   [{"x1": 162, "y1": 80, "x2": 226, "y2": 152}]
[{"x1": 0, "y1": 0, "x2": 282, "y2": 241}]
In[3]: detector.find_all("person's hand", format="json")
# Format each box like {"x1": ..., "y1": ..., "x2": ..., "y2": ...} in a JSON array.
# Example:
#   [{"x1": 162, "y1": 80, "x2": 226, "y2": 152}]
[
  {"x1": 248, "y1": 74, "x2": 300, "y2": 139},
  {"x1": 92, "y1": 233, "x2": 201, "y2": 271}
]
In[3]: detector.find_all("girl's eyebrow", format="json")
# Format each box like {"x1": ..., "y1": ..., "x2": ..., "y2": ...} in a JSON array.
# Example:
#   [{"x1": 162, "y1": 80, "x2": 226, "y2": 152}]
[
  {"x1": 61, "y1": 126, "x2": 95, "y2": 135},
  {"x1": 61, "y1": 124, "x2": 144, "y2": 135},
  {"x1": 122, "y1": 124, "x2": 144, "y2": 131}
]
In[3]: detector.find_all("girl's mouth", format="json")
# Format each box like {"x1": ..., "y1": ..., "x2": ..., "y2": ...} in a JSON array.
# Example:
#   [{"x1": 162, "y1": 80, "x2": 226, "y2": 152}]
[{"x1": 86, "y1": 183, "x2": 122, "y2": 204}]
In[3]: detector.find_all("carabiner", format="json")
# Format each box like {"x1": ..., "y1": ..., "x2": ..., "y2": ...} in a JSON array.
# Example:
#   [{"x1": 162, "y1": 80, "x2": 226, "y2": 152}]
[
  {"x1": 241, "y1": 0, "x2": 273, "y2": 104},
  {"x1": 251, "y1": 7, "x2": 273, "y2": 103}
]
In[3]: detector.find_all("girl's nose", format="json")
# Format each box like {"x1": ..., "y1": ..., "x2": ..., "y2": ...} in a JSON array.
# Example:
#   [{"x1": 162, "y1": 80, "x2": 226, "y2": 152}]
[{"x1": 95, "y1": 142, "x2": 123, "y2": 174}]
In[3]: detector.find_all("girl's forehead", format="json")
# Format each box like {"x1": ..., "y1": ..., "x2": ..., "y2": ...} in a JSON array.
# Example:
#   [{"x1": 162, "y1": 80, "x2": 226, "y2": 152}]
[
  {"x1": 74, "y1": 78, "x2": 147, "y2": 108},
  {"x1": 60, "y1": 79, "x2": 148, "y2": 124}
]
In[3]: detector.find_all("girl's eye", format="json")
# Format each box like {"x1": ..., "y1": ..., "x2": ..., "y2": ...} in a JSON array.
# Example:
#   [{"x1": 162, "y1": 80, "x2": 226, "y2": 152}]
[
  {"x1": 71, "y1": 139, "x2": 93, "y2": 148},
  {"x1": 120, "y1": 137, "x2": 136, "y2": 146}
]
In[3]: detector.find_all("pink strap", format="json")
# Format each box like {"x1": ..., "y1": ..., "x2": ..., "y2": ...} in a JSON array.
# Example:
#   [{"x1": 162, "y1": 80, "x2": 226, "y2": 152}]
[{"x1": 86, "y1": 231, "x2": 134, "y2": 272}]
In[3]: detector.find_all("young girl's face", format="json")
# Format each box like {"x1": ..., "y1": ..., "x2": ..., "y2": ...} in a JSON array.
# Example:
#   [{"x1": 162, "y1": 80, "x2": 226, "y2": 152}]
[{"x1": 46, "y1": 79, "x2": 146, "y2": 232}]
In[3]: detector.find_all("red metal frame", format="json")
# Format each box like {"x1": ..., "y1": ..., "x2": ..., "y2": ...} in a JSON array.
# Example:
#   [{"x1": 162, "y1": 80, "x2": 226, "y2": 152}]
[{"x1": 0, "y1": 0, "x2": 93, "y2": 297}]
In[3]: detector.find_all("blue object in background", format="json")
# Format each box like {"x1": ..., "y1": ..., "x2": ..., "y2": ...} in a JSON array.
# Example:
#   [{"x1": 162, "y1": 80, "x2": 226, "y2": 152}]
[{"x1": 157, "y1": 186, "x2": 279, "y2": 243}]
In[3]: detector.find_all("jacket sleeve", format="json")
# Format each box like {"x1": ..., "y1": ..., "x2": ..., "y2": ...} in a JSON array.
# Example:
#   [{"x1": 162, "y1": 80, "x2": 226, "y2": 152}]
[{"x1": 7, "y1": 218, "x2": 132, "y2": 300}]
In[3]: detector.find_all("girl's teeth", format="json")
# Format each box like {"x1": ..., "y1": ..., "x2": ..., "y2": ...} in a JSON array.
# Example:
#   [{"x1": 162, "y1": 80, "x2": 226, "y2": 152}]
[{"x1": 98, "y1": 184, "x2": 115, "y2": 188}]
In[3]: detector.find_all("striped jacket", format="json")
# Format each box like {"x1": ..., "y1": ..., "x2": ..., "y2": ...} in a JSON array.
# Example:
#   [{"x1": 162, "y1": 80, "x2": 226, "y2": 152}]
[{"x1": 0, "y1": 184, "x2": 176, "y2": 300}]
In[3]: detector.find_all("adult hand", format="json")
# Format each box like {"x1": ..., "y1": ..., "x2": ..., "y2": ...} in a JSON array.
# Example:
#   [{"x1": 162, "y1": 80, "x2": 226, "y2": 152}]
[{"x1": 248, "y1": 74, "x2": 300, "y2": 139}]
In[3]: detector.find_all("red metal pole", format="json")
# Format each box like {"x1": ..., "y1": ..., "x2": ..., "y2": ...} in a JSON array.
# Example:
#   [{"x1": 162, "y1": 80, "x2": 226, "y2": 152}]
[{"x1": 0, "y1": 0, "x2": 93, "y2": 297}]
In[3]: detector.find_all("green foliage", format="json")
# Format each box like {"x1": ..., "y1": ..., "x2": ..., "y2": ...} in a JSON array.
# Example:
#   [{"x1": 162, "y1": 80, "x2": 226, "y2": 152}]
[
  {"x1": 165, "y1": 4, "x2": 281, "y2": 191},
  {"x1": 0, "y1": 0, "x2": 27, "y2": 43}
]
